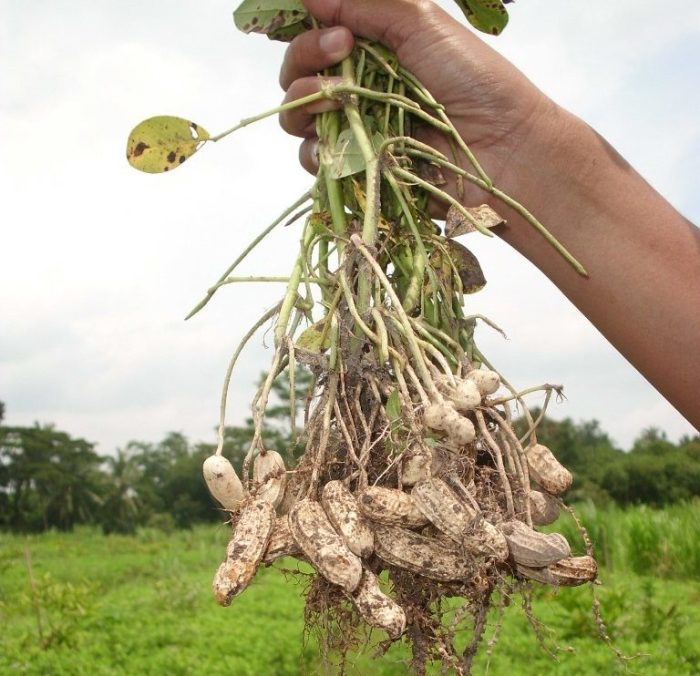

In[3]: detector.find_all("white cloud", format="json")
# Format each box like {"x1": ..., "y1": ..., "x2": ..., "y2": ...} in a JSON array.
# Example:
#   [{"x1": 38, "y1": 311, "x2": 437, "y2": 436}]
[{"x1": 1, "y1": 0, "x2": 697, "y2": 453}]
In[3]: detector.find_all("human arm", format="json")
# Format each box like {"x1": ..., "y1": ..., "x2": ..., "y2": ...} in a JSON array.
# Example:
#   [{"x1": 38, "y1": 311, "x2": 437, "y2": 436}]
[{"x1": 278, "y1": 0, "x2": 700, "y2": 428}]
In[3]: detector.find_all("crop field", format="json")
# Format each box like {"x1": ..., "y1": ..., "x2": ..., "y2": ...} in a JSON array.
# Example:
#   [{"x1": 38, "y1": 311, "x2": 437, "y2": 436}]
[{"x1": 2, "y1": 502, "x2": 699, "y2": 675}]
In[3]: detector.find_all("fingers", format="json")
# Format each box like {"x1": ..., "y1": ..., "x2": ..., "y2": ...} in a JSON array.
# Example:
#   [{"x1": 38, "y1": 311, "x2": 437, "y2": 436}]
[
  {"x1": 279, "y1": 27, "x2": 354, "y2": 91},
  {"x1": 301, "y1": 0, "x2": 451, "y2": 63},
  {"x1": 299, "y1": 138, "x2": 319, "y2": 175},
  {"x1": 279, "y1": 76, "x2": 344, "y2": 137}
]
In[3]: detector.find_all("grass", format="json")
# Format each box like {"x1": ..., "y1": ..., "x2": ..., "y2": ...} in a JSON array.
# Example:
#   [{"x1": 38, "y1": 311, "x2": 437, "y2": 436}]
[{"x1": 1, "y1": 504, "x2": 699, "y2": 674}]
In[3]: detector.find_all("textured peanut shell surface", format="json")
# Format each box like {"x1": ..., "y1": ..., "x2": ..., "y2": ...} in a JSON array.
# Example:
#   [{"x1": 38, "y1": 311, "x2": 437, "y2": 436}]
[
  {"x1": 212, "y1": 499, "x2": 275, "y2": 606},
  {"x1": 500, "y1": 519, "x2": 571, "y2": 567},
  {"x1": 289, "y1": 499, "x2": 362, "y2": 592},
  {"x1": 321, "y1": 480, "x2": 374, "y2": 558},
  {"x1": 411, "y1": 477, "x2": 476, "y2": 540},
  {"x1": 374, "y1": 523, "x2": 470, "y2": 581},
  {"x1": 359, "y1": 486, "x2": 429, "y2": 528},
  {"x1": 516, "y1": 555, "x2": 598, "y2": 587},
  {"x1": 526, "y1": 443, "x2": 573, "y2": 495},
  {"x1": 350, "y1": 569, "x2": 406, "y2": 639},
  {"x1": 262, "y1": 514, "x2": 303, "y2": 563},
  {"x1": 254, "y1": 450, "x2": 287, "y2": 507}
]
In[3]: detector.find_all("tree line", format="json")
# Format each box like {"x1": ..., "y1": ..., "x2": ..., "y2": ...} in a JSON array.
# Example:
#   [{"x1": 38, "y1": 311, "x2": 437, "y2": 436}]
[{"x1": 1, "y1": 377, "x2": 698, "y2": 534}]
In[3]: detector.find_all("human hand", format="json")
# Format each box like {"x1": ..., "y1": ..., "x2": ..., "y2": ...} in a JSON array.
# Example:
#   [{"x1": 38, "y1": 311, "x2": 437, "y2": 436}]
[{"x1": 278, "y1": 0, "x2": 561, "y2": 206}]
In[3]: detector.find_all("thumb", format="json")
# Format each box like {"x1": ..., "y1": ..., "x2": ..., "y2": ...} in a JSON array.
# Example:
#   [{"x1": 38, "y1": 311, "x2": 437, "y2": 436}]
[{"x1": 301, "y1": 0, "x2": 460, "y2": 68}]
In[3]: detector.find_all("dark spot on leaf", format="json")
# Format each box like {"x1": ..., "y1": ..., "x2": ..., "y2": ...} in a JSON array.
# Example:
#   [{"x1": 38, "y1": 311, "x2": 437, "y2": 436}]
[
  {"x1": 164, "y1": 166, "x2": 169, "y2": 172},
  {"x1": 133, "y1": 141, "x2": 149, "y2": 157},
  {"x1": 251, "y1": 16, "x2": 258, "y2": 25},
  {"x1": 167, "y1": 151, "x2": 177, "y2": 163},
  {"x1": 179, "y1": 155, "x2": 186, "y2": 163}
]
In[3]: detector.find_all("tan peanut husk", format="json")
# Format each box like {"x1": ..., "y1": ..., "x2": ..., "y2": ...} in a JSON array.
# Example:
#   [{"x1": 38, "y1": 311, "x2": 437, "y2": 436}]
[
  {"x1": 213, "y1": 499, "x2": 275, "y2": 605},
  {"x1": 516, "y1": 555, "x2": 598, "y2": 587},
  {"x1": 529, "y1": 490, "x2": 561, "y2": 525},
  {"x1": 321, "y1": 480, "x2": 374, "y2": 558},
  {"x1": 359, "y1": 486, "x2": 429, "y2": 528},
  {"x1": 262, "y1": 514, "x2": 303, "y2": 563},
  {"x1": 373, "y1": 523, "x2": 470, "y2": 581},
  {"x1": 254, "y1": 450, "x2": 287, "y2": 508},
  {"x1": 411, "y1": 477, "x2": 476, "y2": 540},
  {"x1": 500, "y1": 519, "x2": 571, "y2": 567},
  {"x1": 401, "y1": 444, "x2": 433, "y2": 487},
  {"x1": 526, "y1": 443, "x2": 573, "y2": 495},
  {"x1": 349, "y1": 569, "x2": 406, "y2": 639},
  {"x1": 289, "y1": 498, "x2": 362, "y2": 593}
]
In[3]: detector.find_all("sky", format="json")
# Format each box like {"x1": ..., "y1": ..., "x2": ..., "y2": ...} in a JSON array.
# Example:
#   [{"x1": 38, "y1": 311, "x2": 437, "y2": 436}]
[{"x1": 1, "y1": 0, "x2": 699, "y2": 455}]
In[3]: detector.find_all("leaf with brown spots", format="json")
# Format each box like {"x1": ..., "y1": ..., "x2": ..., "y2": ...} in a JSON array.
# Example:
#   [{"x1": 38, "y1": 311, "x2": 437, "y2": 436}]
[
  {"x1": 233, "y1": 0, "x2": 308, "y2": 39},
  {"x1": 445, "y1": 203, "x2": 504, "y2": 237},
  {"x1": 126, "y1": 116, "x2": 209, "y2": 174},
  {"x1": 454, "y1": 0, "x2": 510, "y2": 35}
]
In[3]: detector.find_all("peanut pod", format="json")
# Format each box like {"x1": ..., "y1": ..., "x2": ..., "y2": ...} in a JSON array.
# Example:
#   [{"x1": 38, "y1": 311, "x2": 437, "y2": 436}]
[
  {"x1": 262, "y1": 514, "x2": 303, "y2": 563},
  {"x1": 254, "y1": 450, "x2": 286, "y2": 507},
  {"x1": 529, "y1": 490, "x2": 560, "y2": 525},
  {"x1": 202, "y1": 454, "x2": 244, "y2": 511},
  {"x1": 411, "y1": 477, "x2": 476, "y2": 540},
  {"x1": 349, "y1": 569, "x2": 406, "y2": 639},
  {"x1": 374, "y1": 523, "x2": 470, "y2": 581},
  {"x1": 500, "y1": 519, "x2": 571, "y2": 567},
  {"x1": 401, "y1": 444, "x2": 433, "y2": 487},
  {"x1": 321, "y1": 480, "x2": 374, "y2": 558},
  {"x1": 213, "y1": 499, "x2": 275, "y2": 605},
  {"x1": 526, "y1": 443, "x2": 573, "y2": 495},
  {"x1": 516, "y1": 555, "x2": 598, "y2": 587},
  {"x1": 289, "y1": 498, "x2": 362, "y2": 593},
  {"x1": 359, "y1": 486, "x2": 429, "y2": 528}
]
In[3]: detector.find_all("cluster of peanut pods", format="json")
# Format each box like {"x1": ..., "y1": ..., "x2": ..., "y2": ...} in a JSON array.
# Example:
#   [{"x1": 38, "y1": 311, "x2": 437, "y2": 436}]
[{"x1": 203, "y1": 368, "x2": 597, "y2": 640}]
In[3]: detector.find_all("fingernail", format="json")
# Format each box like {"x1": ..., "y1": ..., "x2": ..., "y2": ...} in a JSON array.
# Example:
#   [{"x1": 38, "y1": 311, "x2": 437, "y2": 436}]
[{"x1": 319, "y1": 27, "x2": 349, "y2": 59}]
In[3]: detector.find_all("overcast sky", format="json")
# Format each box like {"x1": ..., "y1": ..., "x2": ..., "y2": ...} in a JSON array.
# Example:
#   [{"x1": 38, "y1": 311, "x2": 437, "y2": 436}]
[{"x1": 1, "y1": 0, "x2": 698, "y2": 455}]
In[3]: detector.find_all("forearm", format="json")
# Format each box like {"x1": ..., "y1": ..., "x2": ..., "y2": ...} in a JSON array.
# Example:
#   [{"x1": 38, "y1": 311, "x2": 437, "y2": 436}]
[{"x1": 489, "y1": 103, "x2": 700, "y2": 426}]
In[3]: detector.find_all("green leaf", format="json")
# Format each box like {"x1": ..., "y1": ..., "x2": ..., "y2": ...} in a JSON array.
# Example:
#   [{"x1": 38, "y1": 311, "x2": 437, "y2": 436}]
[
  {"x1": 326, "y1": 130, "x2": 384, "y2": 180},
  {"x1": 233, "y1": 0, "x2": 308, "y2": 36},
  {"x1": 457, "y1": 0, "x2": 509, "y2": 35},
  {"x1": 386, "y1": 389, "x2": 402, "y2": 423},
  {"x1": 126, "y1": 116, "x2": 209, "y2": 174},
  {"x1": 296, "y1": 320, "x2": 331, "y2": 353}
]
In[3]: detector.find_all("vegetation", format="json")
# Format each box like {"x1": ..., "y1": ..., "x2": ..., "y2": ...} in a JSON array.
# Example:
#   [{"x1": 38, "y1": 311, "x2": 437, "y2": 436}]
[
  {"x1": 1, "y1": 519, "x2": 699, "y2": 675},
  {"x1": 1, "y1": 393, "x2": 698, "y2": 535}
]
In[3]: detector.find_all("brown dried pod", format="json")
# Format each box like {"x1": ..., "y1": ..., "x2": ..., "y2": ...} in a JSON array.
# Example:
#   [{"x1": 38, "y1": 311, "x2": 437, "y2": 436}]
[
  {"x1": 526, "y1": 443, "x2": 573, "y2": 495},
  {"x1": 359, "y1": 486, "x2": 429, "y2": 528},
  {"x1": 401, "y1": 444, "x2": 433, "y2": 487},
  {"x1": 262, "y1": 514, "x2": 303, "y2": 564},
  {"x1": 516, "y1": 555, "x2": 598, "y2": 587},
  {"x1": 202, "y1": 454, "x2": 244, "y2": 511},
  {"x1": 464, "y1": 518, "x2": 510, "y2": 562},
  {"x1": 253, "y1": 450, "x2": 286, "y2": 507},
  {"x1": 500, "y1": 520, "x2": 571, "y2": 567},
  {"x1": 529, "y1": 490, "x2": 561, "y2": 525},
  {"x1": 212, "y1": 499, "x2": 276, "y2": 606},
  {"x1": 349, "y1": 569, "x2": 406, "y2": 639},
  {"x1": 289, "y1": 499, "x2": 362, "y2": 593},
  {"x1": 411, "y1": 477, "x2": 476, "y2": 540},
  {"x1": 321, "y1": 480, "x2": 374, "y2": 558},
  {"x1": 373, "y1": 523, "x2": 470, "y2": 581}
]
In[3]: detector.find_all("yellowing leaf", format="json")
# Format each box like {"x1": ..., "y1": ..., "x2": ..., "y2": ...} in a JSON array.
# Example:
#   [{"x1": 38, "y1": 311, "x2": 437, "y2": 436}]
[
  {"x1": 233, "y1": 0, "x2": 308, "y2": 36},
  {"x1": 296, "y1": 320, "x2": 331, "y2": 353},
  {"x1": 126, "y1": 116, "x2": 209, "y2": 174}
]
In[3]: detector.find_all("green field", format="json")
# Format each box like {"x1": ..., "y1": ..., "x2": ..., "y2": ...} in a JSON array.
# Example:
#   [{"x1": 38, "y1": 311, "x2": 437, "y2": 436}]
[{"x1": 2, "y1": 504, "x2": 700, "y2": 675}]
